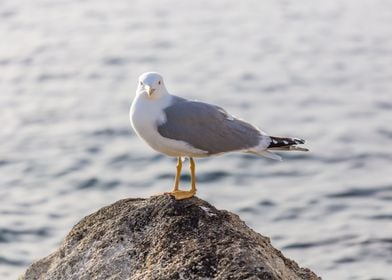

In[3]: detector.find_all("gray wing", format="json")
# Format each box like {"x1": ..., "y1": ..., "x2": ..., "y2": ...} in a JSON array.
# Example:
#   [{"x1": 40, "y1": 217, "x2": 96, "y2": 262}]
[{"x1": 157, "y1": 100, "x2": 262, "y2": 154}]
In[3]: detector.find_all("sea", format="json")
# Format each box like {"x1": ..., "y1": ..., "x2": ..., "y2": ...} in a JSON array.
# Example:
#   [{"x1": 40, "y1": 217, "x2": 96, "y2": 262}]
[{"x1": 1, "y1": 0, "x2": 391, "y2": 279}]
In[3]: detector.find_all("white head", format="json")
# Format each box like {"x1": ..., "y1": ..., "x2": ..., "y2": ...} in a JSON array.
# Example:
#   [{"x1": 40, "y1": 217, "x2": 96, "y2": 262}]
[{"x1": 136, "y1": 72, "x2": 168, "y2": 99}]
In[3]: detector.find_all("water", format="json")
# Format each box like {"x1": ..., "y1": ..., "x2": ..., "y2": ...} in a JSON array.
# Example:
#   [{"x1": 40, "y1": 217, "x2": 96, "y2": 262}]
[{"x1": 1, "y1": 0, "x2": 392, "y2": 279}]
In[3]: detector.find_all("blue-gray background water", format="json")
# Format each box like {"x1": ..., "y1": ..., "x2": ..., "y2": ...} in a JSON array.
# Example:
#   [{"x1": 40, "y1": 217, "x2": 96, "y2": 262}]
[{"x1": 1, "y1": 0, "x2": 392, "y2": 279}]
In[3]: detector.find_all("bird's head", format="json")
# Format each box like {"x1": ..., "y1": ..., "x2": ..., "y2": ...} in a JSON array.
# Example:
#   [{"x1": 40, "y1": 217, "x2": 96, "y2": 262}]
[{"x1": 137, "y1": 72, "x2": 167, "y2": 99}]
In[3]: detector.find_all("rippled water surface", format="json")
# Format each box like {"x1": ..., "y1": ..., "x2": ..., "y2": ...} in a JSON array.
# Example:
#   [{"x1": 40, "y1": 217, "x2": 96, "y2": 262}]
[{"x1": 1, "y1": 0, "x2": 392, "y2": 279}]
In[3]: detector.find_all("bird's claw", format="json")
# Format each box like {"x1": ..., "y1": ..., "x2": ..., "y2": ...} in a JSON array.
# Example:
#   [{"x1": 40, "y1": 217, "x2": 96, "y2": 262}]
[{"x1": 165, "y1": 190, "x2": 196, "y2": 200}]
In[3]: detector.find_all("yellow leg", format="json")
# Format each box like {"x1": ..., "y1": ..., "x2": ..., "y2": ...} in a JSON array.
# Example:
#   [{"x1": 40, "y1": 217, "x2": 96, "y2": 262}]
[
  {"x1": 190, "y1": 157, "x2": 196, "y2": 194},
  {"x1": 167, "y1": 157, "x2": 197, "y2": 200},
  {"x1": 173, "y1": 157, "x2": 182, "y2": 192}
]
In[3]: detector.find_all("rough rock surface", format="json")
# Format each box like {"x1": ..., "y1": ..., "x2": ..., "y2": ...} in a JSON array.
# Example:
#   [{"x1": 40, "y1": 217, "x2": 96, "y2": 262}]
[{"x1": 20, "y1": 195, "x2": 320, "y2": 280}]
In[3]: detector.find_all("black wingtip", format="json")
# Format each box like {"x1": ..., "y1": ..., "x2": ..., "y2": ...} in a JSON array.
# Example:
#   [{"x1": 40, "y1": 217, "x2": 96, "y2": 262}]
[
  {"x1": 268, "y1": 136, "x2": 307, "y2": 149},
  {"x1": 292, "y1": 138, "x2": 305, "y2": 145}
]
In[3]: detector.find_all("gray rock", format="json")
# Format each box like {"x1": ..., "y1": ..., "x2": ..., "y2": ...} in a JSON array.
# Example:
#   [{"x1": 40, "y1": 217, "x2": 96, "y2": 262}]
[{"x1": 20, "y1": 195, "x2": 320, "y2": 280}]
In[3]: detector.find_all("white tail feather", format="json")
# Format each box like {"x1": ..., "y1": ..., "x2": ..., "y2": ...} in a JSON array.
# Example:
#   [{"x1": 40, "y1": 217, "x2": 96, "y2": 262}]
[
  {"x1": 248, "y1": 151, "x2": 282, "y2": 161},
  {"x1": 268, "y1": 146, "x2": 309, "y2": 152},
  {"x1": 255, "y1": 150, "x2": 282, "y2": 161}
]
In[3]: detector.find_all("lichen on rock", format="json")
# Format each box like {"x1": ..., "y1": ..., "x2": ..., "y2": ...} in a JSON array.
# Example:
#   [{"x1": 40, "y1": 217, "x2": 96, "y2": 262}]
[{"x1": 20, "y1": 195, "x2": 320, "y2": 280}]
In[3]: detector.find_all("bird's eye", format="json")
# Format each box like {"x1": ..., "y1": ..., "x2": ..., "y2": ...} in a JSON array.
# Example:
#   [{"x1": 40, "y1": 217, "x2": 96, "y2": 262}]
[
  {"x1": 158, "y1": 81, "x2": 161, "y2": 85},
  {"x1": 140, "y1": 81, "x2": 143, "y2": 86}
]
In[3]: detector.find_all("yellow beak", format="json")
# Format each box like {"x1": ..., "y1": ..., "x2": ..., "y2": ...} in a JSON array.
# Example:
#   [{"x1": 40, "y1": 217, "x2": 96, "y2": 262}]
[{"x1": 145, "y1": 86, "x2": 154, "y2": 96}]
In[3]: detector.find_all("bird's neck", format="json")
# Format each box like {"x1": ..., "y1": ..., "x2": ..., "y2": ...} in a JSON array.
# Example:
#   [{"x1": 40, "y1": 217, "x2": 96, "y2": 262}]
[{"x1": 130, "y1": 92, "x2": 172, "y2": 122}]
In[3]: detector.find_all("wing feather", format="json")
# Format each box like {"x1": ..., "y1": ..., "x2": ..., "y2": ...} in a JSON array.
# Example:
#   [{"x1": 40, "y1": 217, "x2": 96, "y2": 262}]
[{"x1": 157, "y1": 100, "x2": 262, "y2": 155}]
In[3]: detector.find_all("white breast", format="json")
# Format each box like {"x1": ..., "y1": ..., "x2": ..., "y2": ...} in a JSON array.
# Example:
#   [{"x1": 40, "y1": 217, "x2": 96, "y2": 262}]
[{"x1": 129, "y1": 94, "x2": 208, "y2": 157}]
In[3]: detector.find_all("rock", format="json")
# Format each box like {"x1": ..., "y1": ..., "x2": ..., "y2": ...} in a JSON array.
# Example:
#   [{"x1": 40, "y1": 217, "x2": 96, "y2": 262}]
[{"x1": 20, "y1": 195, "x2": 320, "y2": 280}]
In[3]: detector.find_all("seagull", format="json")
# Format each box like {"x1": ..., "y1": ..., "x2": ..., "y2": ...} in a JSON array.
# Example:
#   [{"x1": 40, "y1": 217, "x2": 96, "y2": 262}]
[{"x1": 130, "y1": 72, "x2": 308, "y2": 200}]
